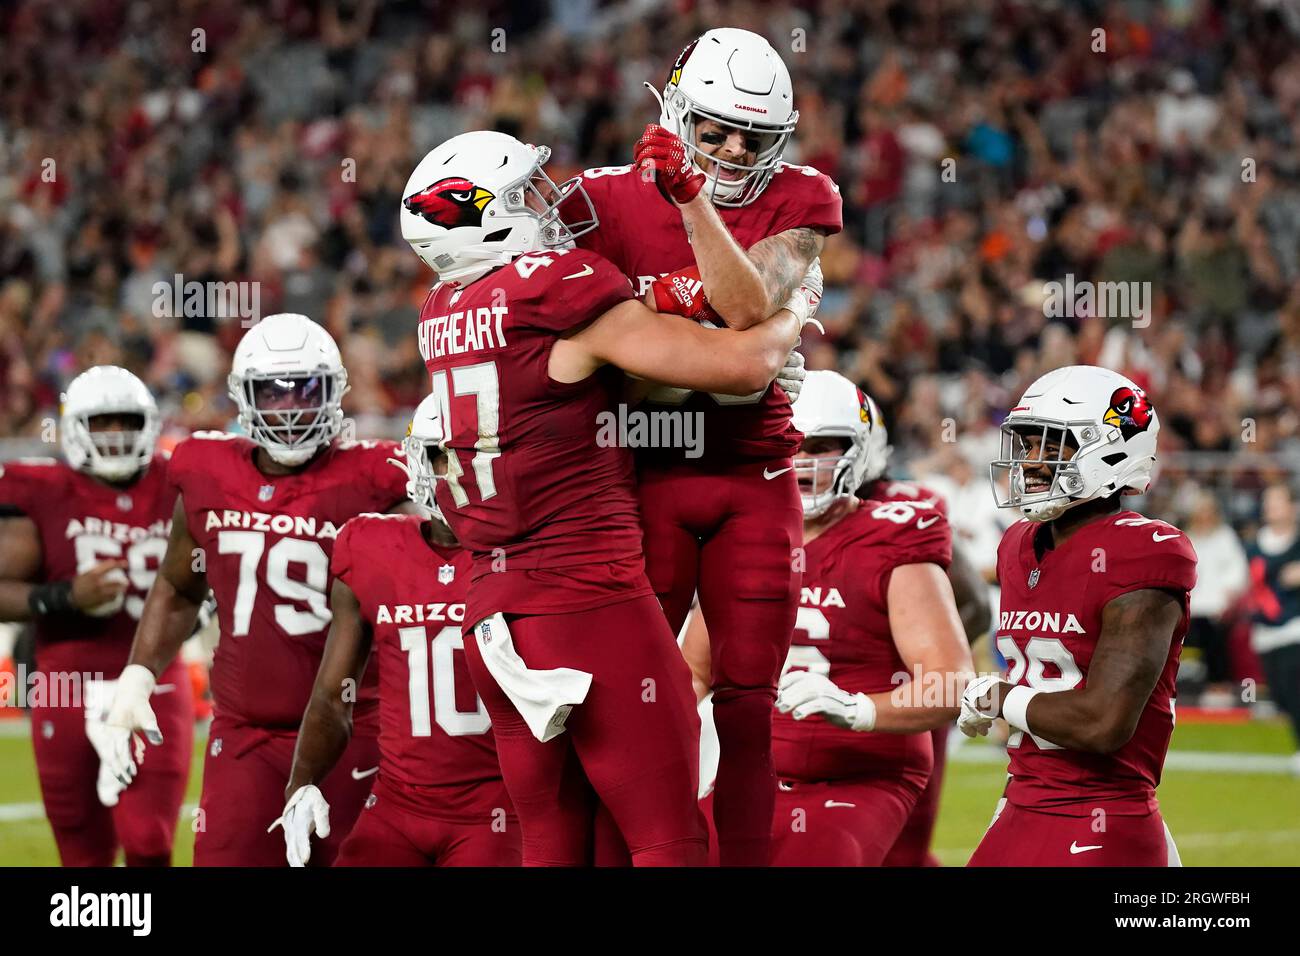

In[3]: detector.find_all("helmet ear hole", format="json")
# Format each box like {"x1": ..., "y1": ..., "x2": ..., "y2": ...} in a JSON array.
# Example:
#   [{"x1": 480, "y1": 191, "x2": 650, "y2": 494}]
[
  {"x1": 483, "y1": 228, "x2": 512, "y2": 243},
  {"x1": 1101, "y1": 452, "x2": 1127, "y2": 466}
]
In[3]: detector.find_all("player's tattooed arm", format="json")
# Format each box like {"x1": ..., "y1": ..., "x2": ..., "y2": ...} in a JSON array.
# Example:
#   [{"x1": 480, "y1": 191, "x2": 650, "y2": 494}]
[
  {"x1": 675, "y1": 191, "x2": 824, "y2": 329},
  {"x1": 127, "y1": 496, "x2": 208, "y2": 678},
  {"x1": 992, "y1": 588, "x2": 1182, "y2": 753},
  {"x1": 745, "y1": 226, "x2": 825, "y2": 316},
  {"x1": 287, "y1": 577, "x2": 372, "y2": 795}
]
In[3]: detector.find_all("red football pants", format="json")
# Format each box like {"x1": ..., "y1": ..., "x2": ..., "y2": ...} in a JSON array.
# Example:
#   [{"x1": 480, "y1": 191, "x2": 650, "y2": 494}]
[
  {"x1": 334, "y1": 777, "x2": 520, "y2": 867},
  {"x1": 884, "y1": 723, "x2": 949, "y2": 866},
  {"x1": 31, "y1": 659, "x2": 193, "y2": 867},
  {"x1": 699, "y1": 774, "x2": 920, "y2": 867},
  {"x1": 968, "y1": 799, "x2": 1173, "y2": 866},
  {"x1": 192, "y1": 715, "x2": 378, "y2": 867},
  {"x1": 638, "y1": 458, "x2": 802, "y2": 866},
  {"x1": 463, "y1": 595, "x2": 707, "y2": 866}
]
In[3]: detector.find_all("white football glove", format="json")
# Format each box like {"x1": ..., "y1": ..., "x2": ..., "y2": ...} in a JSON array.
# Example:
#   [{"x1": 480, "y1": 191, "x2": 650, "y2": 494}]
[
  {"x1": 775, "y1": 669, "x2": 876, "y2": 732},
  {"x1": 777, "y1": 348, "x2": 806, "y2": 403},
  {"x1": 101, "y1": 664, "x2": 163, "y2": 788},
  {"x1": 958, "y1": 674, "x2": 1003, "y2": 738},
  {"x1": 83, "y1": 679, "x2": 126, "y2": 807},
  {"x1": 269, "y1": 785, "x2": 331, "y2": 867},
  {"x1": 780, "y1": 257, "x2": 824, "y2": 332}
]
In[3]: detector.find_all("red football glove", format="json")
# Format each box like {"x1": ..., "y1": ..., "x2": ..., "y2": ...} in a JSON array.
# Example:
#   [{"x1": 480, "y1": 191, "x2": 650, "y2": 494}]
[
  {"x1": 650, "y1": 266, "x2": 722, "y2": 324},
  {"x1": 634, "y1": 124, "x2": 706, "y2": 205}
]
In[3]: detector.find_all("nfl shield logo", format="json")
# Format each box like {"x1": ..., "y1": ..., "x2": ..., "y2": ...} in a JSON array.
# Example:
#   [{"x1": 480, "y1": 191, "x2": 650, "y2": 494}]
[
  {"x1": 1028, "y1": 568, "x2": 1040, "y2": 589},
  {"x1": 258, "y1": 484, "x2": 275, "y2": 502},
  {"x1": 116, "y1": 494, "x2": 133, "y2": 512},
  {"x1": 210, "y1": 738, "x2": 223, "y2": 757},
  {"x1": 438, "y1": 563, "x2": 455, "y2": 585}
]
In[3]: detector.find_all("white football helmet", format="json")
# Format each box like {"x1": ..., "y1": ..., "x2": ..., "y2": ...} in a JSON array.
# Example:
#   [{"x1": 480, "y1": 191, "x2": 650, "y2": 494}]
[
  {"x1": 228, "y1": 314, "x2": 348, "y2": 467},
  {"x1": 400, "y1": 130, "x2": 597, "y2": 287},
  {"x1": 402, "y1": 392, "x2": 446, "y2": 521},
  {"x1": 991, "y1": 365, "x2": 1159, "y2": 522},
  {"x1": 658, "y1": 28, "x2": 799, "y2": 206},
  {"x1": 791, "y1": 371, "x2": 891, "y2": 518},
  {"x1": 60, "y1": 366, "x2": 160, "y2": 481}
]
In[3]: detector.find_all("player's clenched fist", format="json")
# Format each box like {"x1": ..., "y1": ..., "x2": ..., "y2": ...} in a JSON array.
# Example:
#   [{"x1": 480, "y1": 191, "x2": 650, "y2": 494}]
[
  {"x1": 635, "y1": 124, "x2": 706, "y2": 205},
  {"x1": 72, "y1": 558, "x2": 130, "y2": 617},
  {"x1": 650, "y1": 266, "x2": 722, "y2": 324}
]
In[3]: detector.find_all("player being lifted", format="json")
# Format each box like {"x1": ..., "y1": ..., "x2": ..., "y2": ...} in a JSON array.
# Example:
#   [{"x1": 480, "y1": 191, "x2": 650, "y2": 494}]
[
  {"x1": 274, "y1": 398, "x2": 518, "y2": 867},
  {"x1": 102, "y1": 314, "x2": 410, "y2": 866},
  {"x1": 960, "y1": 366, "x2": 1197, "y2": 866},
  {"x1": 575, "y1": 27, "x2": 842, "y2": 865},
  {"x1": 0, "y1": 367, "x2": 192, "y2": 866},
  {"x1": 683, "y1": 372, "x2": 973, "y2": 865},
  {"x1": 400, "y1": 129, "x2": 800, "y2": 865}
]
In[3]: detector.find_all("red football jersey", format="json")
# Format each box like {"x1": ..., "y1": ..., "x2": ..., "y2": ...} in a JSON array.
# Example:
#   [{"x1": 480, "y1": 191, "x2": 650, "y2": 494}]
[
  {"x1": 0, "y1": 456, "x2": 175, "y2": 677},
  {"x1": 773, "y1": 490, "x2": 952, "y2": 786},
  {"x1": 332, "y1": 514, "x2": 505, "y2": 809},
  {"x1": 574, "y1": 160, "x2": 843, "y2": 462},
  {"x1": 169, "y1": 433, "x2": 408, "y2": 729},
  {"x1": 995, "y1": 511, "x2": 1198, "y2": 815},
  {"x1": 417, "y1": 247, "x2": 652, "y2": 624}
]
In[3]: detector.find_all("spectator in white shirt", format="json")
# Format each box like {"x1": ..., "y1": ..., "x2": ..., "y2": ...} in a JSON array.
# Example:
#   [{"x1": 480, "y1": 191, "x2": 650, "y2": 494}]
[{"x1": 1182, "y1": 490, "x2": 1249, "y2": 704}]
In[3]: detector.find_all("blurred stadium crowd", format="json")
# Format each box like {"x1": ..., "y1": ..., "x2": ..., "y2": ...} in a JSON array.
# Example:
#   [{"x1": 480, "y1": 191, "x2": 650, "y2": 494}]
[{"x1": 2, "y1": 0, "x2": 1300, "y2": 716}]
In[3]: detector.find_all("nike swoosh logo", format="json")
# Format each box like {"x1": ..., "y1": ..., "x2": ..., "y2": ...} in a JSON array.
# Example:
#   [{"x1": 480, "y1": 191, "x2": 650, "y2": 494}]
[
  {"x1": 916, "y1": 515, "x2": 939, "y2": 529},
  {"x1": 1152, "y1": 531, "x2": 1180, "y2": 542},
  {"x1": 824, "y1": 800, "x2": 857, "y2": 809},
  {"x1": 763, "y1": 467, "x2": 793, "y2": 480},
  {"x1": 562, "y1": 264, "x2": 594, "y2": 280},
  {"x1": 1069, "y1": 841, "x2": 1103, "y2": 854},
  {"x1": 350, "y1": 766, "x2": 379, "y2": 780}
]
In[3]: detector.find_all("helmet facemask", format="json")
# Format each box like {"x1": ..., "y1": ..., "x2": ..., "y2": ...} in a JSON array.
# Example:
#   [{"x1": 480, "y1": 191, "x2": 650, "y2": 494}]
[
  {"x1": 68, "y1": 410, "x2": 158, "y2": 482},
  {"x1": 794, "y1": 434, "x2": 858, "y2": 519},
  {"x1": 234, "y1": 371, "x2": 347, "y2": 466},
  {"x1": 520, "y1": 148, "x2": 598, "y2": 248},
  {"x1": 990, "y1": 419, "x2": 1104, "y2": 522},
  {"x1": 663, "y1": 94, "x2": 794, "y2": 207},
  {"x1": 402, "y1": 431, "x2": 447, "y2": 522}
]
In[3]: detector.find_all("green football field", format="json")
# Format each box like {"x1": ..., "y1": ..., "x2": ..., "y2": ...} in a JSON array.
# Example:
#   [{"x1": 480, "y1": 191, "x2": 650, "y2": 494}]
[{"x1": 0, "y1": 718, "x2": 1295, "y2": 866}]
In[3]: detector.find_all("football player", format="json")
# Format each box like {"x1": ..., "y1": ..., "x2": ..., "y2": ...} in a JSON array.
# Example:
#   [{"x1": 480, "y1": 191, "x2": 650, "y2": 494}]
[
  {"x1": 400, "y1": 130, "x2": 800, "y2": 866},
  {"x1": 102, "y1": 314, "x2": 410, "y2": 866},
  {"x1": 960, "y1": 366, "x2": 1197, "y2": 866},
  {"x1": 273, "y1": 398, "x2": 518, "y2": 867},
  {"x1": 0, "y1": 366, "x2": 193, "y2": 866},
  {"x1": 683, "y1": 371, "x2": 973, "y2": 865},
  {"x1": 574, "y1": 27, "x2": 842, "y2": 865}
]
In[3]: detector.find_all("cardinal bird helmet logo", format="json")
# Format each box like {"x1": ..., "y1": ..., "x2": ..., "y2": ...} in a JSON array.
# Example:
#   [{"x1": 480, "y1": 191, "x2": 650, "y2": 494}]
[
  {"x1": 668, "y1": 38, "x2": 700, "y2": 87},
  {"x1": 403, "y1": 178, "x2": 496, "y2": 229},
  {"x1": 1103, "y1": 386, "x2": 1154, "y2": 440}
]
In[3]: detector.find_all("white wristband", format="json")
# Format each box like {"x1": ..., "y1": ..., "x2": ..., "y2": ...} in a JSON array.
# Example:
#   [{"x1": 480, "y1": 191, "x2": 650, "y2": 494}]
[
  {"x1": 779, "y1": 288, "x2": 811, "y2": 326},
  {"x1": 1002, "y1": 685, "x2": 1040, "y2": 734},
  {"x1": 851, "y1": 693, "x2": 876, "y2": 732}
]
